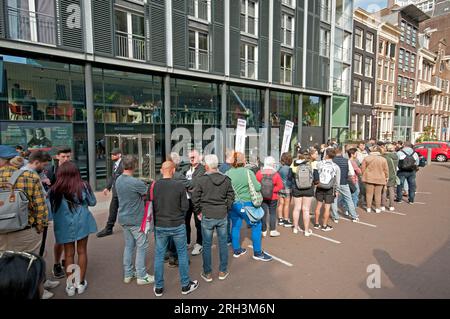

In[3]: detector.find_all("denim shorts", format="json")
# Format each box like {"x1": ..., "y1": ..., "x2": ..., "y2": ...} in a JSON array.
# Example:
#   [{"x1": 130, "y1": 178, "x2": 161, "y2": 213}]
[{"x1": 278, "y1": 189, "x2": 292, "y2": 198}]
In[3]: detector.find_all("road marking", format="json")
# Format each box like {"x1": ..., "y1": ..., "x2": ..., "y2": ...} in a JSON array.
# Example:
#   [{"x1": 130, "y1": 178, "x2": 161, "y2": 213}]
[
  {"x1": 340, "y1": 217, "x2": 377, "y2": 228},
  {"x1": 247, "y1": 245, "x2": 293, "y2": 267},
  {"x1": 296, "y1": 228, "x2": 342, "y2": 244},
  {"x1": 414, "y1": 202, "x2": 427, "y2": 205},
  {"x1": 389, "y1": 211, "x2": 407, "y2": 216},
  {"x1": 416, "y1": 192, "x2": 431, "y2": 194}
]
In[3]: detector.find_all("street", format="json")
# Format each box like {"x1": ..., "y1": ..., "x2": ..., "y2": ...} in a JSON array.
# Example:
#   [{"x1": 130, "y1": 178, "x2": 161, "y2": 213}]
[{"x1": 44, "y1": 163, "x2": 450, "y2": 299}]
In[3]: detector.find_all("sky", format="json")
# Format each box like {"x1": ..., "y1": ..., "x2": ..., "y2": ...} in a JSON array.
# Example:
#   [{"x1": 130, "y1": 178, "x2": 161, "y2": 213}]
[{"x1": 354, "y1": 0, "x2": 388, "y2": 12}]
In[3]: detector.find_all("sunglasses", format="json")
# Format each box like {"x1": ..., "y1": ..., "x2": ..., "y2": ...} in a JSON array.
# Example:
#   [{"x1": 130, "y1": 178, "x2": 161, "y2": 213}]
[{"x1": 0, "y1": 250, "x2": 38, "y2": 272}]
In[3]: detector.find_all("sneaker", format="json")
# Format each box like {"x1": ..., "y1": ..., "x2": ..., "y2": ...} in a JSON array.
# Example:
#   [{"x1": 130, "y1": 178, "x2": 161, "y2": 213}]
[
  {"x1": 321, "y1": 225, "x2": 333, "y2": 232},
  {"x1": 269, "y1": 230, "x2": 281, "y2": 237},
  {"x1": 65, "y1": 284, "x2": 76, "y2": 297},
  {"x1": 395, "y1": 199, "x2": 403, "y2": 203},
  {"x1": 253, "y1": 251, "x2": 273, "y2": 262},
  {"x1": 43, "y1": 279, "x2": 60, "y2": 290},
  {"x1": 124, "y1": 272, "x2": 136, "y2": 284},
  {"x1": 96, "y1": 227, "x2": 113, "y2": 238},
  {"x1": 233, "y1": 248, "x2": 247, "y2": 258},
  {"x1": 283, "y1": 220, "x2": 294, "y2": 228},
  {"x1": 227, "y1": 241, "x2": 232, "y2": 246},
  {"x1": 304, "y1": 229, "x2": 313, "y2": 237},
  {"x1": 262, "y1": 231, "x2": 267, "y2": 237},
  {"x1": 278, "y1": 218, "x2": 285, "y2": 226},
  {"x1": 191, "y1": 244, "x2": 203, "y2": 256},
  {"x1": 77, "y1": 280, "x2": 88, "y2": 294},
  {"x1": 41, "y1": 289, "x2": 54, "y2": 299},
  {"x1": 313, "y1": 223, "x2": 320, "y2": 230},
  {"x1": 408, "y1": 201, "x2": 414, "y2": 205},
  {"x1": 293, "y1": 227, "x2": 300, "y2": 234},
  {"x1": 219, "y1": 271, "x2": 229, "y2": 280},
  {"x1": 344, "y1": 211, "x2": 349, "y2": 216},
  {"x1": 137, "y1": 274, "x2": 155, "y2": 285},
  {"x1": 381, "y1": 207, "x2": 386, "y2": 212},
  {"x1": 52, "y1": 263, "x2": 65, "y2": 279},
  {"x1": 389, "y1": 207, "x2": 395, "y2": 211},
  {"x1": 375, "y1": 209, "x2": 381, "y2": 214},
  {"x1": 366, "y1": 208, "x2": 372, "y2": 213},
  {"x1": 168, "y1": 257, "x2": 179, "y2": 268},
  {"x1": 201, "y1": 272, "x2": 213, "y2": 282},
  {"x1": 332, "y1": 218, "x2": 339, "y2": 224},
  {"x1": 352, "y1": 218, "x2": 360, "y2": 223},
  {"x1": 154, "y1": 287, "x2": 164, "y2": 297},
  {"x1": 181, "y1": 280, "x2": 199, "y2": 295}
]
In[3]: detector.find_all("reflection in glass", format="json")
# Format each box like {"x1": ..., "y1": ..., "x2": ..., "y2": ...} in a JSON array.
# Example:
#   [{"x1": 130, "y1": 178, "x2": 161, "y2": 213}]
[
  {"x1": 302, "y1": 95, "x2": 323, "y2": 127},
  {"x1": 227, "y1": 86, "x2": 264, "y2": 128}
]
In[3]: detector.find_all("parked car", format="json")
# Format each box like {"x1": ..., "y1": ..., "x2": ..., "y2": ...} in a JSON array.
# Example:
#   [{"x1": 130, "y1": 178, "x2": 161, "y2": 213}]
[{"x1": 414, "y1": 142, "x2": 450, "y2": 162}]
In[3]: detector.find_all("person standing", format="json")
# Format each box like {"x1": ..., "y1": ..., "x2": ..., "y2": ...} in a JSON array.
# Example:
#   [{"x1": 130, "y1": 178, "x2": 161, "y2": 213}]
[
  {"x1": 152, "y1": 161, "x2": 198, "y2": 297},
  {"x1": 347, "y1": 148, "x2": 362, "y2": 209},
  {"x1": 382, "y1": 144, "x2": 399, "y2": 211},
  {"x1": 226, "y1": 152, "x2": 272, "y2": 262},
  {"x1": 361, "y1": 146, "x2": 389, "y2": 213},
  {"x1": 395, "y1": 141, "x2": 419, "y2": 204},
  {"x1": 183, "y1": 150, "x2": 205, "y2": 256},
  {"x1": 48, "y1": 162, "x2": 97, "y2": 296},
  {"x1": 192, "y1": 154, "x2": 234, "y2": 282},
  {"x1": 276, "y1": 153, "x2": 293, "y2": 228},
  {"x1": 97, "y1": 148, "x2": 123, "y2": 238},
  {"x1": 256, "y1": 157, "x2": 284, "y2": 237},
  {"x1": 115, "y1": 155, "x2": 154, "y2": 285}
]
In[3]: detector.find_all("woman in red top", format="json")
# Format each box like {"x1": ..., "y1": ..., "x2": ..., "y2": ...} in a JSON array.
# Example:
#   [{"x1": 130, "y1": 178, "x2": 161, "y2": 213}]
[{"x1": 256, "y1": 157, "x2": 284, "y2": 237}]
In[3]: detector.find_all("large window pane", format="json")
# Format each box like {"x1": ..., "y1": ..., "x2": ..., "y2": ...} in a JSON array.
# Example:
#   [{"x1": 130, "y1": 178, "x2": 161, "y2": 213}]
[{"x1": 303, "y1": 95, "x2": 323, "y2": 127}]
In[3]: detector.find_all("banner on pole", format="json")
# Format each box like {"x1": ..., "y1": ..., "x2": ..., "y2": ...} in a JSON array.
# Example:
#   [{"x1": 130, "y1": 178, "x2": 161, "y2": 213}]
[
  {"x1": 281, "y1": 120, "x2": 294, "y2": 155},
  {"x1": 235, "y1": 119, "x2": 247, "y2": 153}
]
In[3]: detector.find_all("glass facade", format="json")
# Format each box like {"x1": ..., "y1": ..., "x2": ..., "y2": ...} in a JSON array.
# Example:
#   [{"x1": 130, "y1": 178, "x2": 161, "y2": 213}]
[
  {"x1": 393, "y1": 105, "x2": 413, "y2": 141},
  {"x1": 331, "y1": 95, "x2": 349, "y2": 142}
]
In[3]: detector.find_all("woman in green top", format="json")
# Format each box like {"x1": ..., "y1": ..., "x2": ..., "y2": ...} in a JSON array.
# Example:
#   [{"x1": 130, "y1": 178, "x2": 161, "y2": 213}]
[{"x1": 226, "y1": 152, "x2": 272, "y2": 262}]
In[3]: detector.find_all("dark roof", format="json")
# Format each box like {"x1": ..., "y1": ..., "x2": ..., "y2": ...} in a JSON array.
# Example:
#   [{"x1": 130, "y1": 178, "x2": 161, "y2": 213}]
[{"x1": 398, "y1": 4, "x2": 431, "y2": 23}]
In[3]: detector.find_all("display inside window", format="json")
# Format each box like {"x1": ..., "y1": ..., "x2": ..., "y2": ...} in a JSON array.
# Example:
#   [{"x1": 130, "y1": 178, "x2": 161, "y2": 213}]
[{"x1": 303, "y1": 95, "x2": 323, "y2": 127}]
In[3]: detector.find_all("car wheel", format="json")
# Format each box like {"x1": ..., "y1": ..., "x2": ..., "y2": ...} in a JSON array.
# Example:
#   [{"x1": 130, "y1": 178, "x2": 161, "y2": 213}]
[{"x1": 436, "y1": 154, "x2": 447, "y2": 162}]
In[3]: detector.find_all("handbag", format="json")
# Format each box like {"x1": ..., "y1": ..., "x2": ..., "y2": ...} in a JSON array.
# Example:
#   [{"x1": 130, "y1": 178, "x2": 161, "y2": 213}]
[
  {"x1": 247, "y1": 170, "x2": 263, "y2": 207},
  {"x1": 140, "y1": 181, "x2": 155, "y2": 234},
  {"x1": 243, "y1": 205, "x2": 265, "y2": 224}
]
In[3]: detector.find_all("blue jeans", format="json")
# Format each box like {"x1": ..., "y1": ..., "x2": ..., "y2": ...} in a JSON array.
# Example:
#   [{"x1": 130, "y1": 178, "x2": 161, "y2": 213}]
[
  {"x1": 397, "y1": 171, "x2": 416, "y2": 202},
  {"x1": 351, "y1": 182, "x2": 360, "y2": 209},
  {"x1": 331, "y1": 184, "x2": 358, "y2": 220},
  {"x1": 122, "y1": 226, "x2": 149, "y2": 279},
  {"x1": 230, "y1": 201, "x2": 262, "y2": 255},
  {"x1": 201, "y1": 217, "x2": 228, "y2": 274},
  {"x1": 154, "y1": 224, "x2": 190, "y2": 289}
]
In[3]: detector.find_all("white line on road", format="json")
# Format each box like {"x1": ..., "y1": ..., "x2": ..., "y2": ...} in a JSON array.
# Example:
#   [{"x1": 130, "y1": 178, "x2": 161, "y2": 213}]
[
  {"x1": 297, "y1": 228, "x2": 342, "y2": 244},
  {"x1": 416, "y1": 192, "x2": 432, "y2": 194},
  {"x1": 247, "y1": 245, "x2": 293, "y2": 267},
  {"x1": 340, "y1": 217, "x2": 377, "y2": 228},
  {"x1": 414, "y1": 202, "x2": 427, "y2": 205},
  {"x1": 389, "y1": 211, "x2": 407, "y2": 216}
]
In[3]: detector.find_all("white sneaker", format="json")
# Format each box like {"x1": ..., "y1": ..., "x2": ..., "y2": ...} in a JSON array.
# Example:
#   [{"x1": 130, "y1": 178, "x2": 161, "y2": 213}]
[
  {"x1": 270, "y1": 230, "x2": 281, "y2": 237},
  {"x1": 352, "y1": 218, "x2": 360, "y2": 223},
  {"x1": 43, "y1": 279, "x2": 60, "y2": 290},
  {"x1": 304, "y1": 229, "x2": 313, "y2": 237},
  {"x1": 344, "y1": 211, "x2": 349, "y2": 216},
  {"x1": 41, "y1": 289, "x2": 54, "y2": 299},
  {"x1": 366, "y1": 208, "x2": 372, "y2": 213},
  {"x1": 137, "y1": 274, "x2": 155, "y2": 285},
  {"x1": 332, "y1": 218, "x2": 339, "y2": 224},
  {"x1": 293, "y1": 227, "x2": 300, "y2": 235},
  {"x1": 262, "y1": 231, "x2": 267, "y2": 237},
  {"x1": 389, "y1": 207, "x2": 395, "y2": 211},
  {"x1": 124, "y1": 272, "x2": 136, "y2": 284},
  {"x1": 191, "y1": 244, "x2": 203, "y2": 256},
  {"x1": 77, "y1": 280, "x2": 88, "y2": 294},
  {"x1": 65, "y1": 284, "x2": 76, "y2": 297},
  {"x1": 381, "y1": 207, "x2": 386, "y2": 211},
  {"x1": 375, "y1": 209, "x2": 381, "y2": 214}
]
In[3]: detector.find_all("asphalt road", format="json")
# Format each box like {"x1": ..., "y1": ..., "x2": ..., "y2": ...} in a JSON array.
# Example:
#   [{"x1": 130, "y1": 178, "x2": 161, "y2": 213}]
[{"x1": 44, "y1": 162, "x2": 450, "y2": 299}]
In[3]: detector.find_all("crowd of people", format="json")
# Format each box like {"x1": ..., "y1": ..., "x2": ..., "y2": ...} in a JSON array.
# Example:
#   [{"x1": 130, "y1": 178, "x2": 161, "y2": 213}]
[{"x1": 0, "y1": 138, "x2": 425, "y2": 299}]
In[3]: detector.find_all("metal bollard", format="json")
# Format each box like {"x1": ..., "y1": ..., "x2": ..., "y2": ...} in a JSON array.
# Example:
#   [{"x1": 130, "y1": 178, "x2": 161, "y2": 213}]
[{"x1": 427, "y1": 147, "x2": 432, "y2": 166}]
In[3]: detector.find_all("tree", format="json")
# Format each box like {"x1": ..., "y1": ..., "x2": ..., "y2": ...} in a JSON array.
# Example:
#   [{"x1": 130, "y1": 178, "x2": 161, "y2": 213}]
[{"x1": 416, "y1": 126, "x2": 438, "y2": 143}]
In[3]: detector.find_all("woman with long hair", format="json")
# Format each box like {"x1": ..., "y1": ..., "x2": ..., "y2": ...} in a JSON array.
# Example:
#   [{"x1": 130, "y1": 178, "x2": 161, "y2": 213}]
[
  {"x1": 276, "y1": 152, "x2": 293, "y2": 228},
  {"x1": 49, "y1": 162, "x2": 97, "y2": 296}
]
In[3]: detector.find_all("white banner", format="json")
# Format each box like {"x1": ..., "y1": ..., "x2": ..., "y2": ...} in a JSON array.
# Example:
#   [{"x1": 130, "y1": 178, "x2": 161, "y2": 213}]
[
  {"x1": 281, "y1": 120, "x2": 295, "y2": 155},
  {"x1": 235, "y1": 119, "x2": 247, "y2": 153}
]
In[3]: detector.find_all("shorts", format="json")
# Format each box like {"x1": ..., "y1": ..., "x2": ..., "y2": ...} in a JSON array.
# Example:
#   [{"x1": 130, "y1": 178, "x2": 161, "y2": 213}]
[
  {"x1": 315, "y1": 188, "x2": 335, "y2": 204},
  {"x1": 278, "y1": 189, "x2": 291, "y2": 198}
]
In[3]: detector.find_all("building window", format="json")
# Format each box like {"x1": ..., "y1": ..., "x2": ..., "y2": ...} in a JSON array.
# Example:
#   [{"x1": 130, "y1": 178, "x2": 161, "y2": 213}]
[
  {"x1": 405, "y1": 51, "x2": 410, "y2": 72},
  {"x1": 400, "y1": 21, "x2": 405, "y2": 42},
  {"x1": 281, "y1": 13, "x2": 294, "y2": 47},
  {"x1": 411, "y1": 54, "x2": 416, "y2": 74},
  {"x1": 390, "y1": 43, "x2": 396, "y2": 59},
  {"x1": 355, "y1": 28, "x2": 363, "y2": 49},
  {"x1": 406, "y1": 24, "x2": 411, "y2": 45},
  {"x1": 240, "y1": 42, "x2": 257, "y2": 79},
  {"x1": 412, "y1": 27, "x2": 417, "y2": 47},
  {"x1": 397, "y1": 76, "x2": 402, "y2": 96},
  {"x1": 365, "y1": 57, "x2": 373, "y2": 77},
  {"x1": 382, "y1": 85, "x2": 387, "y2": 104},
  {"x1": 390, "y1": 63, "x2": 395, "y2": 82},
  {"x1": 240, "y1": 0, "x2": 258, "y2": 36},
  {"x1": 320, "y1": 0, "x2": 331, "y2": 23},
  {"x1": 353, "y1": 79, "x2": 362, "y2": 104},
  {"x1": 188, "y1": 0, "x2": 211, "y2": 22},
  {"x1": 280, "y1": 53, "x2": 292, "y2": 84},
  {"x1": 189, "y1": 30, "x2": 209, "y2": 71},
  {"x1": 403, "y1": 77, "x2": 408, "y2": 97},
  {"x1": 366, "y1": 32, "x2": 374, "y2": 53},
  {"x1": 377, "y1": 60, "x2": 383, "y2": 80},
  {"x1": 379, "y1": 40, "x2": 384, "y2": 55},
  {"x1": 384, "y1": 62, "x2": 389, "y2": 81},
  {"x1": 376, "y1": 84, "x2": 381, "y2": 104},
  {"x1": 282, "y1": 0, "x2": 295, "y2": 8},
  {"x1": 320, "y1": 28, "x2": 330, "y2": 57},
  {"x1": 409, "y1": 79, "x2": 414, "y2": 98},
  {"x1": 399, "y1": 49, "x2": 404, "y2": 70},
  {"x1": 354, "y1": 53, "x2": 362, "y2": 75},
  {"x1": 7, "y1": 0, "x2": 56, "y2": 45},
  {"x1": 364, "y1": 82, "x2": 372, "y2": 105},
  {"x1": 115, "y1": 10, "x2": 146, "y2": 61}
]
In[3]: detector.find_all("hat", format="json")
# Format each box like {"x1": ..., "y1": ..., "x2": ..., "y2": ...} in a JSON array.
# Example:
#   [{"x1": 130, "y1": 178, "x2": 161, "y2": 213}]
[
  {"x1": 111, "y1": 148, "x2": 122, "y2": 155},
  {"x1": 0, "y1": 145, "x2": 19, "y2": 159},
  {"x1": 10, "y1": 156, "x2": 25, "y2": 168}
]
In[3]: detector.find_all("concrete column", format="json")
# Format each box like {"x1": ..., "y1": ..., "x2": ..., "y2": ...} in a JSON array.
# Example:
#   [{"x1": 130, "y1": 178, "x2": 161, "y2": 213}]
[
  {"x1": 164, "y1": 74, "x2": 171, "y2": 156},
  {"x1": 85, "y1": 63, "x2": 96, "y2": 190},
  {"x1": 264, "y1": 88, "x2": 270, "y2": 157}
]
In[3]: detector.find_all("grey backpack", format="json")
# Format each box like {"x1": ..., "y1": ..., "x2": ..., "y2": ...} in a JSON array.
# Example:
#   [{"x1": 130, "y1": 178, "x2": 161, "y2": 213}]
[
  {"x1": 295, "y1": 163, "x2": 314, "y2": 190},
  {"x1": 0, "y1": 170, "x2": 30, "y2": 234}
]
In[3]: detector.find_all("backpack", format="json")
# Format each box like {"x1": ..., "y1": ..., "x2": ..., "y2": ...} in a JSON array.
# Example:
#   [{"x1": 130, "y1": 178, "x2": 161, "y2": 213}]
[
  {"x1": 0, "y1": 170, "x2": 30, "y2": 234},
  {"x1": 295, "y1": 163, "x2": 313, "y2": 190},
  {"x1": 399, "y1": 150, "x2": 417, "y2": 171},
  {"x1": 260, "y1": 172, "x2": 275, "y2": 199},
  {"x1": 318, "y1": 161, "x2": 336, "y2": 190}
]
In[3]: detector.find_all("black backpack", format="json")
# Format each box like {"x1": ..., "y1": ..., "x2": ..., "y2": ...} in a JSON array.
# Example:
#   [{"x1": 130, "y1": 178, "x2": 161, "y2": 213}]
[
  {"x1": 399, "y1": 150, "x2": 417, "y2": 171},
  {"x1": 260, "y1": 173, "x2": 275, "y2": 199}
]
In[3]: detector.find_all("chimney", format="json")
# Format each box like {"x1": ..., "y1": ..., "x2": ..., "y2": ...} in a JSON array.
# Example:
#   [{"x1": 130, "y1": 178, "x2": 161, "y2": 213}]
[{"x1": 387, "y1": 0, "x2": 395, "y2": 8}]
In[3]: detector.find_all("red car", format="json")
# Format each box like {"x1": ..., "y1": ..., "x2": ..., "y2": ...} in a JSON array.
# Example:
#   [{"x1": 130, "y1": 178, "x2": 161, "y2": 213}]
[{"x1": 414, "y1": 142, "x2": 450, "y2": 162}]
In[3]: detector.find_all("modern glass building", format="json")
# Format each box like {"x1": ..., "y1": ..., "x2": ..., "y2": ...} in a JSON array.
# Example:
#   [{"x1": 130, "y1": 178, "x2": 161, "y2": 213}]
[{"x1": 0, "y1": 0, "x2": 341, "y2": 189}]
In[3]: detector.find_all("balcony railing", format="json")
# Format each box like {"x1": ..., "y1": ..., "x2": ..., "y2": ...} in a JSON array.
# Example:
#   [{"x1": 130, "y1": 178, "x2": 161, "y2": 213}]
[
  {"x1": 115, "y1": 33, "x2": 146, "y2": 61},
  {"x1": 7, "y1": 7, "x2": 56, "y2": 45},
  {"x1": 189, "y1": 48, "x2": 209, "y2": 71}
]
